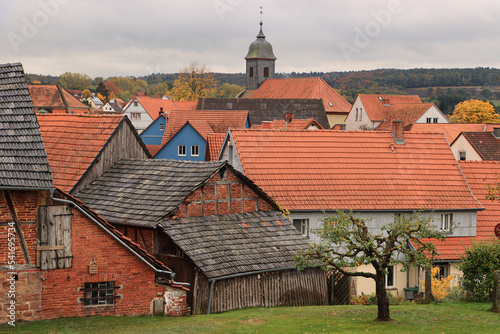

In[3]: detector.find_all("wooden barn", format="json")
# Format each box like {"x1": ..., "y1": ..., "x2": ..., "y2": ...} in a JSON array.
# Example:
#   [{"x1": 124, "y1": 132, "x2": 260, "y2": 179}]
[{"x1": 76, "y1": 159, "x2": 328, "y2": 314}]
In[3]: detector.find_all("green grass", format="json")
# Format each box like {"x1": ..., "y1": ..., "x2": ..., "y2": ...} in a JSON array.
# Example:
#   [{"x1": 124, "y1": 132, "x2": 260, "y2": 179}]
[{"x1": 1, "y1": 303, "x2": 498, "y2": 333}]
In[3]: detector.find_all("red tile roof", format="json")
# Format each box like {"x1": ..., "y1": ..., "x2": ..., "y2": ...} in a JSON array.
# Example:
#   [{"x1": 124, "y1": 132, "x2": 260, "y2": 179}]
[
  {"x1": 462, "y1": 132, "x2": 500, "y2": 161},
  {"x1": 409, "y1": 123, "x2": 488, "y2": 144},
  {"x1": 206, "y1": 133, "x2": 226, "y2": 161},
  {"x1": 251, "y1": 118, "x2": 323, "y2": 130},
  {"x1": 229, "y1": 129, "x2": 482, "y2": 212},
  {"x1": 134, "y1": 97, "x2": 178, "y2": 119},
  {"x1": 28, "y1": 85, "x2": 91, "y2": 114},
  {"x1": 375, "y1": 103, "x2": 435, "y2": 130},
  {"x1": 432, "y1": 161, "x2": 500, "y2": 260},
  {"x1": 38, "y1": 115, "x2": 125, "y2": 192},
  {"x1": 247, "y1": 78, "x2": 352, "y2": 114},
  {"x1": 160, "y1": 110, "x2": 249, "y2": 147},
  {"x1": 358, "y1": 94, "x2": 422, "y2": 122},
  {"x1": 172, "y1": 101, "x2": 197, "y2": 110}
]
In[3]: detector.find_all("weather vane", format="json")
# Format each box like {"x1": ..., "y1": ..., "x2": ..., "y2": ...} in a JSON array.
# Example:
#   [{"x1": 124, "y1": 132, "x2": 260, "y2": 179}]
[{"x1": 260, "y1": 6, "x2": 263, "y2": 24}]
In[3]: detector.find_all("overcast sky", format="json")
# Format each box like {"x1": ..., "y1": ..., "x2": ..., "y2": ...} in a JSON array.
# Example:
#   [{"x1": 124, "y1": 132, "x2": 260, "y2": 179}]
[{"x1": 2, "y1": 0, "x2": 500, "y2": 78}]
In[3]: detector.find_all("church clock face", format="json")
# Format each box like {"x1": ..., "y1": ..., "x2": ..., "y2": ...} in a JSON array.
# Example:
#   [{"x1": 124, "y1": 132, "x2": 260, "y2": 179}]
[{"x1": 495, "y1": 223, "x2": 500, "y2": 240}]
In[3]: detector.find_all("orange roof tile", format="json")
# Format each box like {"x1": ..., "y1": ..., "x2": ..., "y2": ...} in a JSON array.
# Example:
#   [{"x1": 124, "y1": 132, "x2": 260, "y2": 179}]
[
  {"x1": 251, "y1": 118, "x2": 323, "y2": 130},
  {"x1": 431, "y1": 161, "x2": 500, "y2": 259},
  {"x1": 160, "y1": 110, "x2": 248, "y2": 147},
  {"x1": 38, "y1": 115, "x2": 125, "y2": 192},
  {"x1": 29, "y1": 85, "x2": 90, "y2": 114},
  {"x1": 358, "y1": 94, "x2": 422, "y2": 122},
  {"x1": 206, "y1": 133, "x2": 226, "y2": 161},
  {"x1": 248, "y1": 78, "x2": 352, "y2": 114},
  {"x1": 146, "y1": 145, "x2": 162, "y2": 157},
  {"x1": 172, "y1": 101, "x2": 197, "y2": 110},
  {"x1": 134, "y1": 97, "x2": 178, "y2": 119},
  {"x1": 409, "y1": 123, "x2": 487, "y2": 143},
  {"x1": 375, "y1": 103, "x2": 436, "y2": 130},
  {"x1": 462, "y1": 132, "x2": 500, "y2": 161},
  {"x1": 230, "y1": 130, "x2": 482, "y2": 212}
]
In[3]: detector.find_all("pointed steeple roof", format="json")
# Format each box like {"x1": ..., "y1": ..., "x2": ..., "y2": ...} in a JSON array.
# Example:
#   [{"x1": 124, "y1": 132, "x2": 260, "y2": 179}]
[{"x1": 245, "y1": 17, "x2": 276, "y2": 60}]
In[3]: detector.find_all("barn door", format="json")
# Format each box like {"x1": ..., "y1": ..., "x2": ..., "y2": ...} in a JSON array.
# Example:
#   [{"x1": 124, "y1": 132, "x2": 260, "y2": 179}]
[{"x1": 37, "y1": 205, "x2": 73, "y2": 270}]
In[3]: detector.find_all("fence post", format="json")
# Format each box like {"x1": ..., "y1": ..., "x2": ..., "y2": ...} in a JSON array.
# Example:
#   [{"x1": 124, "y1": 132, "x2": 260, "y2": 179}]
[{"x1": 493, "y1": 270, "x2": 500, "y2": 313}]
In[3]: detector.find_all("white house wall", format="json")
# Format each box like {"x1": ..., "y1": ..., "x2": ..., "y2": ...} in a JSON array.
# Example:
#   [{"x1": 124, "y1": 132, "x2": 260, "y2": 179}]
[
  {"x1": 344, "y1": 98, "x2": 376, "y2": 130},
  {"x1": 415, "y1": 105, "x2": 450, "y2": 124},
  {"x1": 123, "y1": 99, "x2": 153, "y2": 133},
  {"x1": 450, "y1": 135, "x2": 483, "y2": 161}
]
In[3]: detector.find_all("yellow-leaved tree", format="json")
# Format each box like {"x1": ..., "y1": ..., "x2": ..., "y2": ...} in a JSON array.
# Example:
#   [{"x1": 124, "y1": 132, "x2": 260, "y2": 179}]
[
  {"x1": 171, "y1": 62, "x2": 218, "y2": 101},
  {"x1": 450, "y1": 99, "x2": 500, "y2": 123}
]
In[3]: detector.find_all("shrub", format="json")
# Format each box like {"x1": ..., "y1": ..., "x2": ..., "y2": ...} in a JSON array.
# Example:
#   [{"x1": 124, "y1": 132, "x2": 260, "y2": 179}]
[{"x1": 460, "y1": 239, "x2": 500, "y2": 301}]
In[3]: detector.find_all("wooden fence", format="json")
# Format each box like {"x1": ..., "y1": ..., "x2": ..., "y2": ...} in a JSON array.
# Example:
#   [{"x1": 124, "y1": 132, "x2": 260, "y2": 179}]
[{"x1": 192, "y1": 268, "x2": 328, "y2": 315}]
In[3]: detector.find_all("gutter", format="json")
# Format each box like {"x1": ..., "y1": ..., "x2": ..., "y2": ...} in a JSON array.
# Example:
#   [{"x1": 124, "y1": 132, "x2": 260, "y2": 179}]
[
  {"x1": 206, "y1": 266, "x2": 296, "y2": 314},
  {"x1": 48, "y1": 189, "x2": 190, "y2": 288}
]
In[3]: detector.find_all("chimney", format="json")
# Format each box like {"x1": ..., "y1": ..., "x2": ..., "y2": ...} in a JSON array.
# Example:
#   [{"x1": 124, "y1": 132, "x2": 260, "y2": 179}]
[
  {"x1": 493, "y1": 127, "x2": 500, "y2": 138},
  {"x1": 262, "y1": 121, "x2": 272, "y2": 129},
  {"x1": 159, "y1": 107, "x2": 164, "y2": 116},
  {"x1": 392, "y1": 119, "x2": 405, "y2": 144}
]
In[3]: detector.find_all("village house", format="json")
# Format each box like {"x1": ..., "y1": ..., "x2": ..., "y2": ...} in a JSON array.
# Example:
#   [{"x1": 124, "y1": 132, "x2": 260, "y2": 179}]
[
  {"x1": 142, "y1": 110, "x2": 250, "y2": 160},
  {"x1": 37, "y1": 114, "x2": 150, "y2": 195},
  {"x1": 28, "y1": 84, "x2": 91, "y2": 114},
  {"x1": 345, "y1": 94, "x2": 449, "y2": 131},
  {"x1": 86, "y1": 96, "x2": 104, "y2": 109},
  {"x1": 450, "y1": 128, "x2": 500, "y2": 161},
  {"x1": 76, "y1": 159, "x2": 328, "y2": 314},
  {"x1": 0, "y1": 63, "x2": 188, "y2": 324},
  {"x1": 218, "y1": 124, "x2": 483, "y2": 296}
]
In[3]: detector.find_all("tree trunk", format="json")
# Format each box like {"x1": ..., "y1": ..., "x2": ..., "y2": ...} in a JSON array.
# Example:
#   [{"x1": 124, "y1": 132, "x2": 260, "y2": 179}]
[
  {"x1": 424, "y1": 267, "x2": 434, "y2": 303},
  {"x1": 375, "y1": 271, "x2": 392, "y2": 321}
]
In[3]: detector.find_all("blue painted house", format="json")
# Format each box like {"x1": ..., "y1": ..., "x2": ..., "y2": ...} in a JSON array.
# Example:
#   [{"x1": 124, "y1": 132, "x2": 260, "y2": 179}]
[{"x1": 146, "y1": 110, "x2": 250, "y2": 161}]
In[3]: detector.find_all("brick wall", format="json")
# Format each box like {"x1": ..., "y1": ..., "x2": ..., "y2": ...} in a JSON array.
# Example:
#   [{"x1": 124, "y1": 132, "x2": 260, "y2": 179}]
[{"x1": 0, "y1": 190, "x2": 187, "y2": 323}]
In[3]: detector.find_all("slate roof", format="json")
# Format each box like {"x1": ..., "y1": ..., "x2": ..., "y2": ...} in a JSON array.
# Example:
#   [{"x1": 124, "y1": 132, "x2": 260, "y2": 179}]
[
  {"x1": 461, "y1": 131, "x2": 500, "y2": 161},
  {"x1": 37, "y1": 115, "x2": 126, "y2": 192},
  {"x1": 228, "y1": 129, "x2": 482, "y2": 212},
  {"x1": 28, "y1": 85, "x2": 90, "y2": 114},
  {"x1": 76, "y1": 159, "x2": 229, "y2": 226},
  {"x1": 159, "y1": 210, "x2": 308, "y2": 279},
  {"x1": 375, "y1": 103, "x2": 437, "y2": 130},
  {"x1": 432, "y1": 161, "x2": 500, "y2": 260},
  {"x1": 206, "y1": 133, "x2": 226, "y2": 161},
  {"x1": 245, "y1": 78, "x2": 352, "y2": 114},
  {"x1": 197, "y1": 97, "x2": 330, "y2": 129},
  {"x1": 250, "y1": 118, "x2": 323, "y2": 130},
  {"x1": 0, "y1": 63, "x2": 54, "y2": 189},
  {"x1": 357, "y1": 94, "x2": 422, "y2": 122}
]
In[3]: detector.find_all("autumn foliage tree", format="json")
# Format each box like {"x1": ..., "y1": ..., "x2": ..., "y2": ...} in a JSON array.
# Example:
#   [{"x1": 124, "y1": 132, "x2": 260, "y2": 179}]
[
  {"x1": 171, "y1": 62, "x2": 218, "y2": 101},
  {"x1": 294, "y1": 211, "x2": 449, "y2": 322},
  {"x1": 58, "y1": 72, "x2": 92, "y2": 90},
  {"x1": 450, "y1": 99, "x2": 500, "y2": 123}
]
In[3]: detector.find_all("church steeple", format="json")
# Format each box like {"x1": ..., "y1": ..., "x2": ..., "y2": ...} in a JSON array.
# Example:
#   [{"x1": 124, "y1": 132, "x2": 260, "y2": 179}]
[{"x1": 245, "y1": 8, "x2": 276, "y2": 90}]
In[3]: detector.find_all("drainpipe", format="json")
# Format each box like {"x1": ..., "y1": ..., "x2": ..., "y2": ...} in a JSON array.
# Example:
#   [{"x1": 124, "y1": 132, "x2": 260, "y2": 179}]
[
  {"x1": 49, "y1": 189, "x2": 190, "y2": 287},
  {"x1": 206, "y1": 266, "x2": 296, "y2": 314}
]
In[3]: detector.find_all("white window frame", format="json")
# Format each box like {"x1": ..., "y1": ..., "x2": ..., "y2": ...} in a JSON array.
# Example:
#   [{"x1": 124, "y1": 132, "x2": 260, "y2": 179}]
[
  {"x1": 293, "y1": 219, "x2": 309, "y2": 238},
  {"x1": 426, "y1": 117, "x2": 432, "y2": 123},
  {"x1": 385, "y1": 265, "x2": 395, "y2": 288},
  {"x1": 159, "y1": 123, "x2": 164, "y2": 131},
  {"x1": 191, "y1": 145, "x2": 199, "y2": 157},
  {"x1": 433, "y1": 118, "x2": 439, "y2": 123},
  {"x1": 459, "y1": 151, "x2": 466, "y2": 160},
  {"x1": 441, "y1": 213, "x2": 452, "y2": 231},
  {"x1": 178, "y1": 145, "x2": 186, "y2": 156}
]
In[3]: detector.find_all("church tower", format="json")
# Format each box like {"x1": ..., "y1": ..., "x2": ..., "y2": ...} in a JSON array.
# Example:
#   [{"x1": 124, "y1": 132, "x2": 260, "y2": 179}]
[{"x1": 245, "y1": 10, "x2": 276, "y2": 90}]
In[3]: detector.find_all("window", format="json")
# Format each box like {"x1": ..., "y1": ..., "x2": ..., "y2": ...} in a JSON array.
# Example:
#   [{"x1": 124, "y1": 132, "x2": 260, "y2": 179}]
[
  {"x1": 355, "y1": 108, "x2": 358, "y2": 121},
  {"x1": 134, "y1": 101, "x2": 138, "y2": 107},
  {"x1": 249, "y1": 67, "x2": 254, "y2": 78},
  {"x1": 293, "y1": 219, "x2": 309, "y2": 237},
  {"x1": 441, "y1": 213, "x2": 452, "y2": 231},
  {"x1": 263, "y1": 67, "x2": 269, "y2": 77},
  {"x1": 459, "y1": 151, "x2": 466, "y2": 160},
  {"x1": 159, "y1": 123, "x2": 164, "y2": 131},
  {"x1": 435, "y1": 264, "x2": 449, "y2": 280},
  {"x1": 433, "y1": 118, "x2": 438, "y2": 123},
  {"x1": 178, "y1": 145, "x2": 186, "y2": 156},
  {"x1": 131, "y1": 113, "x2": 141, "y2": 120},
  {"x1": 83, "y1": 281, "x2": 116, "y2": 306},
  {"x1": 426, "y1": 117, "x2": 432, "y2": 123},
  {"x1": 359, "y1": 108, "x2": 363, "y2": 121},
  {"x1": 386, "y1": 265, "x2": 395, "y2": 287},
  {"x1": 191, "y1": 145, "x2": 199, "y2": 156}
]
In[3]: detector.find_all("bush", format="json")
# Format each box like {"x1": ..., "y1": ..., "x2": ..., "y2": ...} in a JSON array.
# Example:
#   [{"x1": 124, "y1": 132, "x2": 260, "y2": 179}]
[{"x1": 460, "y1": 239, "x2": 500, "y2": 301}]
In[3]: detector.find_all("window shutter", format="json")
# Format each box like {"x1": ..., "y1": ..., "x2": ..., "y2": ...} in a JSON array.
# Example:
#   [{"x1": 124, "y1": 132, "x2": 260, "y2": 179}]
[{"x1": 38, "y1": 205, "x2": 73, "y2": 270}]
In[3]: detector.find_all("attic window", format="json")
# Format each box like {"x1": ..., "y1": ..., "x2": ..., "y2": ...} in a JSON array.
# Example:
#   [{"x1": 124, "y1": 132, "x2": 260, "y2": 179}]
[
  {"x1": 159, "y1": 123, "x2": 164, "y2": 131},
  {"x1": 191, "y1": 145, "x2": 199, "y2": 157},
  {"x1": 293, "y1": 219, "x2": 309, "y2": 238},
  {"x1": 459, "y1": 151, "x2": 466, "y2": 160},
  {"x1": 134, "y1": 101, "x2": 138, "y2": 107},
  {"x1": 178, "y1": 145, "x2": 186, "y2": 156},
  {"x1": 328, "y1": 102, "x2": 333, "y2": 107},
  {"x1": 378, "y1": 96, "x2": 383, "y2": 101}
]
